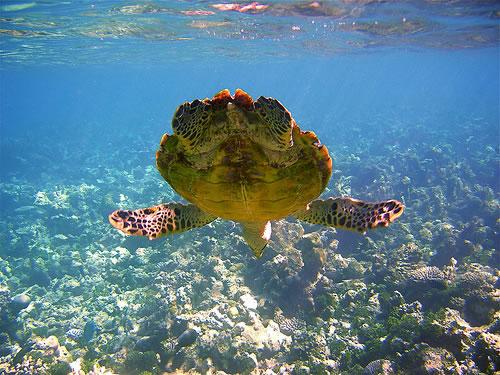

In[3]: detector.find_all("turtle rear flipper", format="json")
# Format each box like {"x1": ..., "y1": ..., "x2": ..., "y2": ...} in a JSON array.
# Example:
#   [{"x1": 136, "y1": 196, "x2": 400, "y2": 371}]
[
  {"x1": 293, "y1": 197, "x2": 404, "y2": 234},
  {"x1": 241, "y1": 221, "x2": 271, "y2": 258},
  {"x1": 109, "y1": 203, "x2": 216, "y2": 240}
]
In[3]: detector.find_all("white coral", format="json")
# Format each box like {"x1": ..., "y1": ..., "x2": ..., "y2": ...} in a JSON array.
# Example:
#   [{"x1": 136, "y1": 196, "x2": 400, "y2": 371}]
[{"x1": 34, "y1": 189, "x2": 70, "y2": 209}]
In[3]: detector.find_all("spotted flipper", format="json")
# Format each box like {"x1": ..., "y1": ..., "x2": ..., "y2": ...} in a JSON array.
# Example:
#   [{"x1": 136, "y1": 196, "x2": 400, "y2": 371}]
[
  {"x1": 293, "y1": 197, "x2": 404, "y2": 234},
  {"x1": 172, "y1": 99, "x2": 213, "y2": 153},
  {"x1": 109, "y1": 203, "x2": 216, "y2": 240},
  {"x1": 171, "y1": 89, "x2": 248, "y2": 155},
  {"x1": 241, "y1": 221, "x2": 272, "y2": 258},
  {"x1": 253, "y1": 96, "x2": 294, "y2": 151}
]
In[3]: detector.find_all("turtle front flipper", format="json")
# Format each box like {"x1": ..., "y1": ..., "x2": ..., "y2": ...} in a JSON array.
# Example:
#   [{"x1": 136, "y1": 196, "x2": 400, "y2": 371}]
[
  {"x1": 170, "y1": 89, "x2": 234, "y2": 154},
  {"x1": 172, "y1": 99, "x2": 213, "y2": 153},
  {"x1": 253, "y1": 96, "x2": 294, "y2": 151},
  {"x1": 293, "y1": 197, "x2": 404, "y2": 234},
  {"x1": 109, "y1": 203, "x2": 216, "y2": 240},
  {"x1": 241, "y1": 221, "x2": 272, "y2": 258}
]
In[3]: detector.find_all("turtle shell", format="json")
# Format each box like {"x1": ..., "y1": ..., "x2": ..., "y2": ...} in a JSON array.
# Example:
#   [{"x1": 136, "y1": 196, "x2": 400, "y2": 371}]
[{"x1": 156, "y1": 89, "x2": 332, "y2": 222}]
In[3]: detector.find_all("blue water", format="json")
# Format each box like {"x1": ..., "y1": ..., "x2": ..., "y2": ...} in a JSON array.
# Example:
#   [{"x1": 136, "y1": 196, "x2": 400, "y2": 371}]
[{"x1": 0, "y1": 1, "x2": 499, "y2": 374}]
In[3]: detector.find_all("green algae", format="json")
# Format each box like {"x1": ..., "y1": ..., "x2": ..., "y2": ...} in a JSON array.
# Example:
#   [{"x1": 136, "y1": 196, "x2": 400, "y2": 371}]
[
  {"x1": 47, "y1": 362, "x2": 71, "y2": 375},
  {"x1": 123, "y1": 350, "x2": 159, "y2": 374}
]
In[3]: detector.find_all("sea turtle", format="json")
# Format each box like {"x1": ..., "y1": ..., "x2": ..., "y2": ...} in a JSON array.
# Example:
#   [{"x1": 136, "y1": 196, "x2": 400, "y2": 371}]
[{"x1": 109, "y1": 89, "x2": 404, "y2": 257}]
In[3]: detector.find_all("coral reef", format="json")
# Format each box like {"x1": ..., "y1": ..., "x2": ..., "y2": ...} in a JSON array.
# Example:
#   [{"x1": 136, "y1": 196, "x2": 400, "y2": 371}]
[{"x1": 0, "y1": 102, "x2": 498, "y2": 374}]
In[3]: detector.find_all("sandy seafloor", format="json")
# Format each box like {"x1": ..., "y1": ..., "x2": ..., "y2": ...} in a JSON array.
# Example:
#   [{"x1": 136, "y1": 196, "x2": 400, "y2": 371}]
[{"x1": 0, "y1": 1, "x2": 499, "y2": 374}]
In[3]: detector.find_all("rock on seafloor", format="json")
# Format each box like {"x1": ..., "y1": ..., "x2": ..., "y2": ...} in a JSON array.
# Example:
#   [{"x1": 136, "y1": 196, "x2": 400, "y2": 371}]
[
  {"x1": 176, "y1": 328, "x2": 199, "y2": 348},
  {"x1": 10, "y1": 293, "x2": 31, "y2": 312},
  {"x1": 239, "y1": 293, "x2": 258, "y2": 310}
]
